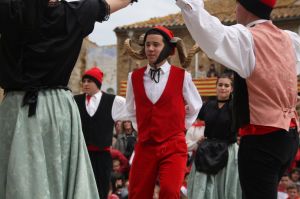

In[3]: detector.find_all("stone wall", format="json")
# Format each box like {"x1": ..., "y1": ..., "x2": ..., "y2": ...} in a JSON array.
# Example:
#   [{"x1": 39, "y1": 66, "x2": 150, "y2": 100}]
[{"x1": 68, "y1": 38, "x2": 98, "y2": 95}]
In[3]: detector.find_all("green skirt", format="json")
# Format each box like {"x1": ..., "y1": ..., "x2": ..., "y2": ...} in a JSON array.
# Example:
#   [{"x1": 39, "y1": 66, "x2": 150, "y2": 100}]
[
  {"x1": 0, "y1": 90, "x2": 99, "y2": 199},
  {"x1": 188, "y1": 143, "x2": 242, "y2": 199}
]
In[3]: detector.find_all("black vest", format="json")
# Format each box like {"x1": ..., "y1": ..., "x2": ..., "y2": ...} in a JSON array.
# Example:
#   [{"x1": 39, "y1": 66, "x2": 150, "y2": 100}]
[
  {"x1": 232, "y1": 72, "x2": 250, "y2": 132},
  {"x1": 74, "y1": 92, "x2": 115, "y2": 148}
]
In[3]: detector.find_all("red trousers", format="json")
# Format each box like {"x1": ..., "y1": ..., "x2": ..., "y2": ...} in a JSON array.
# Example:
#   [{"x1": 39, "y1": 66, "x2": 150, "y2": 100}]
[{"x1": 129, "y1": 135, "x2": 187, "y2": 199}]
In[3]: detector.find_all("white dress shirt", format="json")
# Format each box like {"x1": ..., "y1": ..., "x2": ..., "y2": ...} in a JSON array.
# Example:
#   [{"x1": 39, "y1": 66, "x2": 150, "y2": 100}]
[
  {"x1": 176, "y1": 0, "x2": 300, "y2": 77},
  {"x1": 85, "y1": 90, "x2": 126, "y2": 121},
  {"x1": 125, "y1": 61, "x2": 202, "y2": 131}
]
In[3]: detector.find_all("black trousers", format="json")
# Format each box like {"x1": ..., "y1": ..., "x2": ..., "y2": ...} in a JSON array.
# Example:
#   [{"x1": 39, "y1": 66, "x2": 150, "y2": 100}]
[
  {"x1": 238, "y1": 128, "x2": 299, "y2": 199},
  {"x1": 89, "y1": 151, "x2": 112, "y2": 199}
]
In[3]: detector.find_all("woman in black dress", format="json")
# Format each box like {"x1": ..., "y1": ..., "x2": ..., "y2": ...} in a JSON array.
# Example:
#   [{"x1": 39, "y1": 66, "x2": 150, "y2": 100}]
[
  {"x1": 188, "y1": 73, "x2": 242, "y2": 199},
  {"x1": 0, "y1": 0, "x2": 136, "y2": 198}
]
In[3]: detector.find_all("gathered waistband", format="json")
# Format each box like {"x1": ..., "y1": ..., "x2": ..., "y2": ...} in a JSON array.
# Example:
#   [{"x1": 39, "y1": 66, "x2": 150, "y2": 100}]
[{"x1": 4, "y1": 86, "x2": 71, "y2": 117}]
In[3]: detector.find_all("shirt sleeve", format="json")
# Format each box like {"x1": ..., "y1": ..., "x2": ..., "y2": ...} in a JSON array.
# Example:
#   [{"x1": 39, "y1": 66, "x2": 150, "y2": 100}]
[
  {"x1": 111, "y1": 95, "x2": 126, "y2": 122},
  {"x1": 68, "y1": 0, "x2": 110, "y2": 36},
  {"x1": 176, "y1": 0, "x2": 256, "y2": 78},
  {"x1": 183, "y1": 71, "x2": 202, "y2": 129},
  {"x1": 125, "y1": 73, "x2": 138, "y2": 131},
  {"x1": 285, "y1": 30, "x2": 300, "y2": 75}
]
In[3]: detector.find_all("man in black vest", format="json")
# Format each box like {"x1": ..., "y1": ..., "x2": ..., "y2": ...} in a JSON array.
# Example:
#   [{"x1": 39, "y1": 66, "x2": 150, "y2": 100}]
[{"x1": 74, "y1": 66, "x2": 126, "y2": 199}]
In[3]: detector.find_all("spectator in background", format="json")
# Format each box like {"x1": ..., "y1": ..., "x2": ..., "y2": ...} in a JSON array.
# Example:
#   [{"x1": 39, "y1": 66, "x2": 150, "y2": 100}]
[
  {"x1": 123, "y1": 120, "x2": 137, "y2": 158},
  {"x1": 287, "y1": 183, "x2": 300, "y2": 199},
  {"x1": 290, "y1": 168, "x2": 300, "y2": 189},
  {"x1": 111, "y1": 173, "x2": 128, "y2": 199},
  {"x1": 114, "y1": 120, "x2": 137, "y2": 159},
  {"x1": 222, "y1": 67, "x2": 234, "y2": 79},
  {"x1": 196, "y1": 65, "x2": 207, "y2": 79},
  {"x1": 111, "y1": 148, "x2": 130, "y2": 177},
  {"x1": 278, "y1": 173, "x2": 291, "y2": 199},
  {"x1": 113, "y1": 120, "x2": 124, "y2": 148},
  {"x1": 207, "y1": 64, "x2": 219, "y2": 78},
  {"x1": 114, "y1": 120, "x2": 124, "y2": 136}
]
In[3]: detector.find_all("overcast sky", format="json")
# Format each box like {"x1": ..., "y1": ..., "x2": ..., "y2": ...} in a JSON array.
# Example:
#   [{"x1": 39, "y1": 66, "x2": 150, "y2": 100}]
[{"x1": 88, "y1": 0, "x2": 180, "y2": 46}]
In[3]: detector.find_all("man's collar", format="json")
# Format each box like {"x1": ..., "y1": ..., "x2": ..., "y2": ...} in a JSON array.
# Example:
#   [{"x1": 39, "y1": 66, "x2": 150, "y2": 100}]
[
  {"x1": 145, "y1": 61, "x2": 171, "y2": 74},
  {"x1": 86, "y1": 90, "x2": 102, "y2": 99},
  {"x1": 246, "y1": 19, "x2": 269, "y2": 28}
]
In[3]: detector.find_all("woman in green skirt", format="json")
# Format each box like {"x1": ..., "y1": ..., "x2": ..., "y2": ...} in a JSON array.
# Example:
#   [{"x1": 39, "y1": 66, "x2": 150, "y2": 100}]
[
  {"x1": 0, "y1": 0, "x2": 136, "y2": 198},
  {"x1": 188, "y1": 73, "x2": 242, "y2": 199}
]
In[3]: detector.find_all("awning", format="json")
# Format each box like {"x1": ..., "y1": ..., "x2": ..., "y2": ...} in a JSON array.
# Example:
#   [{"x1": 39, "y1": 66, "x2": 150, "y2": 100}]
[
  {"x1": 119, "y1": 77, "x2": 300, "y2": 97},
  {"x1": 119, "y1": 78, "x2": 218, "y2": 97}
]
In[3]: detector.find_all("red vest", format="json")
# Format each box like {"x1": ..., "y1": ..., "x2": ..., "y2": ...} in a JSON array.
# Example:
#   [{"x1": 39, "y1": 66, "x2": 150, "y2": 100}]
[{"x1": 131, "y1": 65, "x2": 186, "y2": 143}]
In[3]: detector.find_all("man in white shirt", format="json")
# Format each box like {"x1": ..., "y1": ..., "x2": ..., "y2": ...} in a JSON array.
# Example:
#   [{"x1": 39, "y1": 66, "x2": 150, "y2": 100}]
[
  {"x1": 74, "y1": 67, "x2": 126, "y2": 199},
  {"x1": 126, "y1": 26, "x2": 202, "y2": 199},
  {"x1": 176, "y1": 0, "x2": 300, "y2": 198}
]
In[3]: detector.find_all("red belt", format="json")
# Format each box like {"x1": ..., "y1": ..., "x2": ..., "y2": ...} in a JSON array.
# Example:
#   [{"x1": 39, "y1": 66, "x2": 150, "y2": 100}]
[{"x1": 87, "y1": 145, "x2": 110, "y2": 152}]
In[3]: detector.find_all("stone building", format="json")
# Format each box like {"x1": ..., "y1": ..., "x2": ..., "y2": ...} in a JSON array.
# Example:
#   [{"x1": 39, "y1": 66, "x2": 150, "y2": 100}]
[{"x1": 114, "y1": 0, "x2": 300, "y2": 95}]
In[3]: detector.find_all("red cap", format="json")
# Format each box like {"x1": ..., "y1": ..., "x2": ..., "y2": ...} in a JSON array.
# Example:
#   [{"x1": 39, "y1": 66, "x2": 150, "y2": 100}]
[
  {"x1": 144, "y1": 26, "x2": 177, "y2": 56},
  {"x1": 82, "y1": 67, "x2": 103, "y2": 87},
  {"x1": 261, "y1": 0, "x2": 276, "y2": 7},
  {"x1": 152, "y1": 26, "x2": 175, "y2": 42}
]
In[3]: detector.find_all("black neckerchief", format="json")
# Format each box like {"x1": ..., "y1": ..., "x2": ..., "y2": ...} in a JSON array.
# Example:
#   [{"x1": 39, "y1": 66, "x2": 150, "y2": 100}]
[
  {"x1": 217, "y1": 99, "x2": 230, "y2": 103},
  {"x1": 150, "y1": 68, "x2": 161, "y2": 83}
]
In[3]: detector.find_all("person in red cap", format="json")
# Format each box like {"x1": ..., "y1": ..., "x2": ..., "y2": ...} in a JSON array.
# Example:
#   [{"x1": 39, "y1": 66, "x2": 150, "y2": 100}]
[
  {"x1": 177, "y1": 0, "x2": 300, "y2": 198},
  {"x1": 125, "y1": 26, "x2": 202, "y2": 199},
  {"x1": 74, "y1": 66, "x2": 126, "y2": 199},
  {"x1": 0, "y1": 0, "x2": 137, "y2": 199}
]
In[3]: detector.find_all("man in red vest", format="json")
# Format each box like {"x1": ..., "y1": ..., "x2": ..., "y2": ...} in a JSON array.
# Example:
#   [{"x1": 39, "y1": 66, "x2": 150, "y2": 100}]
[{"x1": 125, "y1": 26, "x2": 202, "y2": 199}]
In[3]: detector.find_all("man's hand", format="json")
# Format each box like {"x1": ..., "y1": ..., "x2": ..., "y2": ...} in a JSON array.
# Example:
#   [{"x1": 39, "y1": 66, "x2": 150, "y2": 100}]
[{"x1": 197, "y1": 136, "x2": 206, "y2": 145}]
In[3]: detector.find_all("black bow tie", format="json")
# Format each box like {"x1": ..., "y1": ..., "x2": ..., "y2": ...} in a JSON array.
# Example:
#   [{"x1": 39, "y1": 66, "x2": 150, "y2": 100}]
[{"x1": 150, "y1": 68, "x2": 161, "y2": 83}]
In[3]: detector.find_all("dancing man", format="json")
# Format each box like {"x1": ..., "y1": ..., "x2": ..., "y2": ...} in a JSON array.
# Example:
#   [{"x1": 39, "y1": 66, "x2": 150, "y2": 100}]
[
  {"x1": 126, "y1": 26, "x2": 202, "y2": 199},
  {"x1": 74, "y1": 67, "x2": 126, "y2": 199},
  {"x1": 176, "y1": 0, "x2": 300, "y2": 198}
]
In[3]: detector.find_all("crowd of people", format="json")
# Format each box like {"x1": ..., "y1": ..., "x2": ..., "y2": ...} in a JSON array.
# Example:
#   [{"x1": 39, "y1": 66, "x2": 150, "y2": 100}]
[{"x1": 1, "y1": 0, "x2": 300, "y2": 199}]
